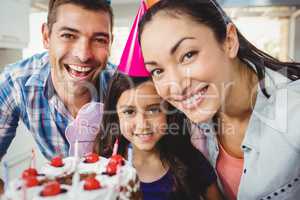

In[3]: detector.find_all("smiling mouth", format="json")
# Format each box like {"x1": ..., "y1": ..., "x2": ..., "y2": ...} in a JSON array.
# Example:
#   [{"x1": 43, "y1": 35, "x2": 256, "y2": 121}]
[
  {"x1": 134, "y1": 132, "x2": 154, "y2": 142},
  {"x1": 180, "y1": 85, "x2": 209, "y2": 109},
  {"x1": 64, "y1": 64, "x2": 94, "y2": 79},
  {"x1": 134, "y1": 132, "x2": 153, "y2": 137}
]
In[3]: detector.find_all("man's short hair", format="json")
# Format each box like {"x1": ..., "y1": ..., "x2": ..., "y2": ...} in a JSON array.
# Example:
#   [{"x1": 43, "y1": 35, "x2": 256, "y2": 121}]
[{"x1": 47, "y1": 0, "x2": 114, "y2": 33}]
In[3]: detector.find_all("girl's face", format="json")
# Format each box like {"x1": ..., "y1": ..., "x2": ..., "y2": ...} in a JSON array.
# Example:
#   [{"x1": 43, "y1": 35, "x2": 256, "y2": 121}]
[
  {"x1": 117, "y1": 81, "x2": 167, "y2": 152},
  {"x1": 140, "y1": 13, "x2": 239, "y2": 123}
]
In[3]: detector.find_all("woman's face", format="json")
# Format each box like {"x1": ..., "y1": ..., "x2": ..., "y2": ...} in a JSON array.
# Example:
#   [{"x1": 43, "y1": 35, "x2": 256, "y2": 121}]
[
  {"x1": 140, "y1": 13, "x2": 238, "y2": 123},
  {"x1": 116, "y1": 81, "x2": 167, "y2": 152}
]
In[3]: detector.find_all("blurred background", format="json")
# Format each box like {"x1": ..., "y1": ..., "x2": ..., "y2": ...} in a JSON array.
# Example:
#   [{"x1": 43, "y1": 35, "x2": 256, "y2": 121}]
[{"x1": 0, "y1": 0, "x2": 300, "y2": 179}]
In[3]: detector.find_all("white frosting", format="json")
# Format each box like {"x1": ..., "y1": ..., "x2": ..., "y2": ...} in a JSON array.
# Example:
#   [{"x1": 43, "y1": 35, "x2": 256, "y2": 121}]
[
  {"x1": 77, "y1": 156, "x2": 109, "y2": 174},
  {"x1": 3, "y1": 156, "x2": 139, "y2": 200},
  {"x1": 40, "y1": 157, "x2": 75, "y2": 178}
]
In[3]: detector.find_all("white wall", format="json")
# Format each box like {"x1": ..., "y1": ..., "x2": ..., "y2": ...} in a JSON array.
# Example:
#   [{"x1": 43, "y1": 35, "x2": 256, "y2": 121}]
[
  {"x1": 0, "y1": 49, "x2": 22, "y2": 70},
  {"x1": 293, "y1": 16, "x2": 300, "y2": 61}
]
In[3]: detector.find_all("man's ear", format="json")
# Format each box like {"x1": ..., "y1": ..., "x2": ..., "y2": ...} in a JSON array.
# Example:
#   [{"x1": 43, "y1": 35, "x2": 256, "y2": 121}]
[
  {"x1": 42, "y1": 23, "x2": 50, "y2": 49},
  {"x1": 224, "y1": 23, "x2": 239, "y2": 59}
]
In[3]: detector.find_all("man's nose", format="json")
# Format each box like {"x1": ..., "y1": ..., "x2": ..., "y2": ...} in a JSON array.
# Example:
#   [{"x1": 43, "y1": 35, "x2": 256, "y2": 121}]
[{"x1": 73, "y1": 39, "x2": 94, "y2": 63}]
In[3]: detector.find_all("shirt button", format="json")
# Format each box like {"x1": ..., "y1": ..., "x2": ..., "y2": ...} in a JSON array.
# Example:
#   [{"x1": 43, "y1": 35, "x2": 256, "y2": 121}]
[{"x1": 243, "y1": 169, "x2": 247, "y2": 174}]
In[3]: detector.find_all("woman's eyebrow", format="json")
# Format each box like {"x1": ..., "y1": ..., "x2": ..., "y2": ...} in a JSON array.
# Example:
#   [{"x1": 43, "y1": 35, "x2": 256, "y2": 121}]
[{"x1": 170, "y1": 37, "x2": 196, "y2": 55}]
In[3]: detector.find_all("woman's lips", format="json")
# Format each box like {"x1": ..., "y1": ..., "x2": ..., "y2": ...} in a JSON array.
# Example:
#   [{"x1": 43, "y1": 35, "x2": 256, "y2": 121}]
[{"x1": 177, "y1": 85, "x2": 209, "y2": 110}]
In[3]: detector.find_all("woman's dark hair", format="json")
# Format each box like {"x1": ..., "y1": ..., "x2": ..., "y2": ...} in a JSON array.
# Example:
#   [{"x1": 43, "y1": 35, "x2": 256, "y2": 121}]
[
  {"x1": 96, "y1": 72, "x2": 216, "y2": 199},
  {"x1": 138, "y1": 0, "x2": 300, "y2": 97}
]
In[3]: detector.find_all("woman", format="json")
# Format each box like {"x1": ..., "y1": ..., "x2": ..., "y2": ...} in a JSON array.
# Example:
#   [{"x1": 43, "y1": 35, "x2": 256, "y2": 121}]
[{"x1": 138, "y1": 0, "x2": 300, "y2": 199}]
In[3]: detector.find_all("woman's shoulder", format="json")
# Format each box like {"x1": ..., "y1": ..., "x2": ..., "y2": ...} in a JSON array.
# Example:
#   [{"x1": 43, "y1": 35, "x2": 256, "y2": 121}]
[{"x1": 259, "y1": 69, "x2": 300, "y2": 152}]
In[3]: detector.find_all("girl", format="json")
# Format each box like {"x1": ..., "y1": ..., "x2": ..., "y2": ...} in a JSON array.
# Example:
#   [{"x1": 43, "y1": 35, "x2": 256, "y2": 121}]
[
  {"x1": 96, "y1": 72, "x2": 223, "y2": 200},
  {"x1": 138, "y1": 0, "x2": 300, "y2": 199}
]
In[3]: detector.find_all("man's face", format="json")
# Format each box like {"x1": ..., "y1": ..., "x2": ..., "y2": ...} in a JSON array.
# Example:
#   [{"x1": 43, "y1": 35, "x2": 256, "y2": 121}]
[{"x1": 42, "y1": 3, "x2": 112, "y2": 97}]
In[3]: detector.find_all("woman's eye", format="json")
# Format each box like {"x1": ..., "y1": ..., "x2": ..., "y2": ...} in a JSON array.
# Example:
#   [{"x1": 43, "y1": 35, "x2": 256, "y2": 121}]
[
  {"x1": 181, "y1": 51, "x2": 198, "y2": 64},
  {"x1": 151, "y1": 69, "x2": 163, "y2": 78}
]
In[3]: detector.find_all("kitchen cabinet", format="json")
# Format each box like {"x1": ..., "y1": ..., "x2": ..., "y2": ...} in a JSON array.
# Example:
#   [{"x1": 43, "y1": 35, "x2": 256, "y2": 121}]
[{"x1": 0, "y1": 0, "x2": 30, "y2": 49}]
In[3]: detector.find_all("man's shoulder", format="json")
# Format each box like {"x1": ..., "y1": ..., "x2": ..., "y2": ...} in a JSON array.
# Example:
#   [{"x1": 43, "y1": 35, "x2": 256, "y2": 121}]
[{"x1": 1, "y1": 52, "x2": 50, "y2": 84}]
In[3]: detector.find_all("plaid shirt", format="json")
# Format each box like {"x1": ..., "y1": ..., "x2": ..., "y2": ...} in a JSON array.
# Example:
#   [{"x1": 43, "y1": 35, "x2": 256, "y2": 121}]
[{"x1": 0, "y1": 52, "x2": 115, "y2": 160}]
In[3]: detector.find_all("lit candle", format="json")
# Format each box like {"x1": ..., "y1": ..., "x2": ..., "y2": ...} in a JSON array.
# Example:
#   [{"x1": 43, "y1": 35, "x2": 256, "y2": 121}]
[
  {"x1": 31, "y1": 149, "x2": 36, "y2": 169},
  {"x1": 112, "y1": 138, "x2": 119, "y2": 156}
]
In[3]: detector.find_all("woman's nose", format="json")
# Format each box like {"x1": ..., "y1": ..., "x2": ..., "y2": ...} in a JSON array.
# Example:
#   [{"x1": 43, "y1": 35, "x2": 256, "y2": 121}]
[{"x1": 163, "y1": 68, "x2": 190, "y2": 96}]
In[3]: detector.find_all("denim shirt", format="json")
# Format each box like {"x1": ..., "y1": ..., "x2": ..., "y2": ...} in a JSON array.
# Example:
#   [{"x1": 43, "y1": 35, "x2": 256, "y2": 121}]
[
  {"x1": 191, "y1": 68, "x2": 300, "y2": 200},
  {"x1": 0, "y1": 52, "x2": 116, "y2": 159}
]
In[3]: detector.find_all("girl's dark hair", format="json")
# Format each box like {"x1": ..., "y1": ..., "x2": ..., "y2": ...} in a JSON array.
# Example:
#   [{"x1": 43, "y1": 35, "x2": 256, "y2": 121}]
[
  {"x1": 96, "y1": 72, "x2": 216, "y2": 199},
  {"x1": 139, "y1": 0, "x2": 300, "y2": 98}
]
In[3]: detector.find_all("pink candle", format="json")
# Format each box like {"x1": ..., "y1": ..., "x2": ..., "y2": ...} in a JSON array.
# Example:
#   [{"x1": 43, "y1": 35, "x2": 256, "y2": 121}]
[{"x1": 112, "y1": 138, "x2": 119, "y2": 156}]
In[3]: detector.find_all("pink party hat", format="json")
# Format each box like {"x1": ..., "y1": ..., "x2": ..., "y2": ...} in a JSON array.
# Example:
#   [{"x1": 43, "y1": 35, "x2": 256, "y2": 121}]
[{"x1": 118, "y1": 0, "x2": 150, "y2": 77}]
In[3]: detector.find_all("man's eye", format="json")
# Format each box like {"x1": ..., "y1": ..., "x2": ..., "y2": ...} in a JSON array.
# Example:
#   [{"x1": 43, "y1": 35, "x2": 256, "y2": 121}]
[
  {"x1": 181, "y1": 51, "x2": 198, "y2": 64},
  {"x1": 61, "y1": 33, "x2": 76, "y2": 40},
  {"x1": 94, "y1": 38, "x2": 109, "y2": 45}
]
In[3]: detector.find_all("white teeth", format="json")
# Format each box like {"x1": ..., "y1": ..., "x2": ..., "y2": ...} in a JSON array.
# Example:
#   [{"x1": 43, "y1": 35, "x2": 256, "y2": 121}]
[
  {"x1": 134, "y1": 133, "x2": 152, "y2": 136},
  {"x1": 183, "y1": 86, "x2": 207, "y2": 105},
  {"x1": 68, "y1": 65, "x2": 92, "y2": 72}
]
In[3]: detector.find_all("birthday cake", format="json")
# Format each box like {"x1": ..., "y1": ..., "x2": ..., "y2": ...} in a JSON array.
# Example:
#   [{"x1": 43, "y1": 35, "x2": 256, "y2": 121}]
[{"x1": 2, "y1": 153, "x2": 141, "y2": 200}]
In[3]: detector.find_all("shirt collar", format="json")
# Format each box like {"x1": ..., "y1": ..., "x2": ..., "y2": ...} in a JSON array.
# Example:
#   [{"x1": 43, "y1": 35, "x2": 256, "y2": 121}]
[
  {"x1": 242, "y1": 67, "x2": 291, "y2": 151},
  {"x1": 25, "y1": 52, "x2": 50, "y2": 87}
]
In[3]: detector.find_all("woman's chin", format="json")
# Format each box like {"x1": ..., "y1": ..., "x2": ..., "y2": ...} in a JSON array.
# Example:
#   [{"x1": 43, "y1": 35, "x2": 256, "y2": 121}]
[{"x1": 184, "y1": 107, "x2": 217, "y2": 124}]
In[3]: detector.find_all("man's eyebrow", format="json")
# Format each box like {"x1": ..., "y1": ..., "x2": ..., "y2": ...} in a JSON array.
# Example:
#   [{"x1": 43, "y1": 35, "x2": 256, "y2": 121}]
[
  {"x1": 93, "y1": 32, "x2": 110, "y2": 39},
  {"x1": 58, "y1": 26, "x2": 79, "y2": 33},
  {"x1": 58, "y1": 26, "x2": 110, "y2": 38},
  {"x1": 170, "y1": 37, "x2": 196, "y2": 55}
]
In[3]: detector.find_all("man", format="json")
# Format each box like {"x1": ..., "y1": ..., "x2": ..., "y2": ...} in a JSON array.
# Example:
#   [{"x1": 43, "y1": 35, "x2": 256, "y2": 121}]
[{"x1": 0, "y1": 0, "x2": 115, "y2": 161}]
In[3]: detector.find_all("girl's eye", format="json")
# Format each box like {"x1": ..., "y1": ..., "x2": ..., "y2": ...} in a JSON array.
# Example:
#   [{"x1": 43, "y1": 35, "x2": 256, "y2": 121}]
[
  {"x1": 151, "y1": 69, "x2": 163, "y2": 78},
  {"x1": 123, "y1": 109, "x2": 135, "y2": 116},
  {"x1": 147, "y1": 107, "x2": 161, "y2": 114},
  {"x1": 181, "y1": 51, "x2": 198, "y2": 64}
]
